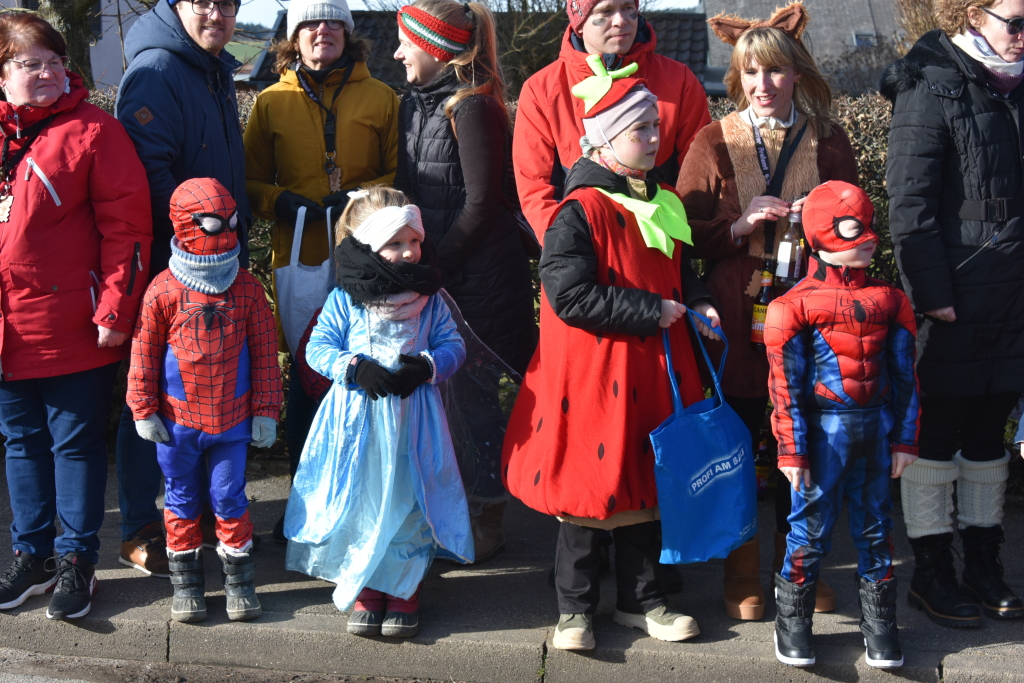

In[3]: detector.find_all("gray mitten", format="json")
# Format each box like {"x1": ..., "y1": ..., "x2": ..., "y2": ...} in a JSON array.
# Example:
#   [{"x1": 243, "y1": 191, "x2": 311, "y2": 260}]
[
  {"x1": 135, "y1": 414, "x2": 169, "y2": 443},
  {"x1": 251, "y1": 416, "x2": 278, "y2": 449}
]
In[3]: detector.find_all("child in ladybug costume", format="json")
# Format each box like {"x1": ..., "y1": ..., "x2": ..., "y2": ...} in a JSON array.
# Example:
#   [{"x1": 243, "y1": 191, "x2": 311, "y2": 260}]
[
  {"x1": 764, "y1": 181, "x2": 919, "y2": 669},
  {"x1": 127, "y1": 178, "x2": 283, "y2": 624},
  {"x1": 502, "y1": 57, "x2": 721, "y2": 651}
]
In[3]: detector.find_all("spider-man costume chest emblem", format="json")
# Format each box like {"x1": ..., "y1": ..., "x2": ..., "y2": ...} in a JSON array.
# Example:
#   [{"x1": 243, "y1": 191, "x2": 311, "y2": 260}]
[{"x1": 174, "y1": 289, "x2": 240, "y2": 357}]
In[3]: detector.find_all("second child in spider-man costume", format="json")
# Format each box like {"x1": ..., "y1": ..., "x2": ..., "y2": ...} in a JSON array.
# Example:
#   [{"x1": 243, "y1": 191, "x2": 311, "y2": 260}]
[
  {"x1": 764, "y1": 181, "x2": 919, "y2": 670},
  {"x1": 127, "y1": 178, "x2": 282, "y2": 625}
]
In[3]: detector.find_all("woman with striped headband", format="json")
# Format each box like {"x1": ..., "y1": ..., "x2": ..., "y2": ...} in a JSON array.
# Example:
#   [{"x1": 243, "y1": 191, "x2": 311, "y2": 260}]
[
  {"x1": 394, "y1": 0, "x2": 537, "y2": 564},
  {"x1": 283, "y1": 186, "x2": 472, "y2": 638}
]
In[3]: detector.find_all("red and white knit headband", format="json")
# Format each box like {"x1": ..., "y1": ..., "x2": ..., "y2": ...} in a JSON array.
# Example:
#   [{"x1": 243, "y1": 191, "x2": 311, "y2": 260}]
[{"x1": 397, "y1": 5, "x2": 472, "y2": 62}]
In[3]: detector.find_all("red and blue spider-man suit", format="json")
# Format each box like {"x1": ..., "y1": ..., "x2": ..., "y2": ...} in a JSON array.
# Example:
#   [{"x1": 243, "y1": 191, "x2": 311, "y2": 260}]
[
  {"x1": 127, "y1": 179, "x2": 283, "y2": 552},
  {"x1": 764, "y1": 181, "x2": 920, "y2": 587}
]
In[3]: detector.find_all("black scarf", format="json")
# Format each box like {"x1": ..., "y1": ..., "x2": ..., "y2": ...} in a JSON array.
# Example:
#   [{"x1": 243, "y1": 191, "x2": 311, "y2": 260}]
[{"x1": 335, "y1": 237, "x2": 443, "y2": 304}]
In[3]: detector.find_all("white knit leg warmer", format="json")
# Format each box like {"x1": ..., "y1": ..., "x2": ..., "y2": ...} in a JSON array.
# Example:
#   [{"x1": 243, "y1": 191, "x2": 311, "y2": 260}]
[
  {"x1": 955, "y1": 452, "x2": 1009, "y2": 530},
  {"x1": 901, "y1": 458, "x2": 958, "y2": 539}
]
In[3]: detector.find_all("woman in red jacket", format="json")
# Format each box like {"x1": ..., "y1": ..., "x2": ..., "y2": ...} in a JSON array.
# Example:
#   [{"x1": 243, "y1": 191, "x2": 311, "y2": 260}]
[{"x1": 0, "y1": 14, "x2": 151, "y2": 622}]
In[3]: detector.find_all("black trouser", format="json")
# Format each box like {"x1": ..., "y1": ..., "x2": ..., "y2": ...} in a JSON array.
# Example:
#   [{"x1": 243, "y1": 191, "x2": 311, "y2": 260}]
[
  {"x1": 725, "y1": 394, "x2": 794, "y2": 533},
  {"x1": 918, "y1": 393, "x2": 1018, "y2": 462},
  {"x1": 555, "y1": 521, "x2": 665, "y2": 615}
]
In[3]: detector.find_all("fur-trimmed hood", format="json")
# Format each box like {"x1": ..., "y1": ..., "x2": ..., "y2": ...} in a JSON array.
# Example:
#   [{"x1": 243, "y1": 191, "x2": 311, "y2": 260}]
[{"x1": 880, "y1": 30, "x2": 966, "y2": 103}]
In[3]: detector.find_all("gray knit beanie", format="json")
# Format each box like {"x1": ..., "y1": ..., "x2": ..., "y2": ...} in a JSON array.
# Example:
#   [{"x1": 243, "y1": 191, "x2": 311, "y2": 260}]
[{"x1": 287, "y1": 0, "x2": 355, "y2": 40}]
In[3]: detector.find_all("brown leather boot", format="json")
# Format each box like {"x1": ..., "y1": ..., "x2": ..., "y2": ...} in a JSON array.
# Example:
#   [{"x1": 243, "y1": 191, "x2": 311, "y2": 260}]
[
  {"x1": 773, "y1": 532, "x2": 836, "y2": 613},
  {"x1": 470, "y1": 501, "x2": 507, "y2": 565},
  {"x1": 724, "y1": 537, "x2": 765, "y2": 620}
]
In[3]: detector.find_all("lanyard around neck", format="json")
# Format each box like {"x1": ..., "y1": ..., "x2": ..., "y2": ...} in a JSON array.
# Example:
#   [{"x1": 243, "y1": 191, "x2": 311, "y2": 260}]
[
  {"x1": 296, "y1": 63, "x2": 355, "y2": 175},
  {"x1": 751, "y1": 121, "x2": 807, "y2": 255}
]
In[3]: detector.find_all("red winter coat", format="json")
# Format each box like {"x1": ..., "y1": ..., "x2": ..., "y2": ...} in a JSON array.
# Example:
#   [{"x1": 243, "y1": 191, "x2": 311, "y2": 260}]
[
  {"x1": 512, "y1": 24, "x2": 710, "y2": 241},
  {"x1": 0, "y1": 74, "x2": 152, "y2": 380}
]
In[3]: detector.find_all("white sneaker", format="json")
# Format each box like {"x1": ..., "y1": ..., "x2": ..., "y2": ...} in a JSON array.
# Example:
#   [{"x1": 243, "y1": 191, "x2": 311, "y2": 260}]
[
  {"x1": 613, "y1": 605, "x2": 700, "y2": 642},
  {"x1": 552, "y1": 613, "x2": 595, "y2": 650}
]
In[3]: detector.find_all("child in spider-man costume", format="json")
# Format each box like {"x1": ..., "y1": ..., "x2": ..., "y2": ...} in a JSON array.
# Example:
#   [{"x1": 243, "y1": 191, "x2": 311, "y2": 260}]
[
  {"x1": 764, "y1": 181, "x2": 920, "y2": 670},
  {"x1": 127, "y1": 178, "x2": 283, "y2": 625}
]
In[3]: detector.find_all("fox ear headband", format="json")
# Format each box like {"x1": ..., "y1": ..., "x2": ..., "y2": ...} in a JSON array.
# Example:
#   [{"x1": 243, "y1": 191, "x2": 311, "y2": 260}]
[{"x1": 708, "y1": 1, "x2": 809, "y2": 46}]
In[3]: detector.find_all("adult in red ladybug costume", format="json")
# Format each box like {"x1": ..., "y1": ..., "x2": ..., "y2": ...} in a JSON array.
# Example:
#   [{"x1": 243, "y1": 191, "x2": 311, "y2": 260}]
[
  {"x1": 127, "y1": 178, "x2": 283, "y2": 625},
  {"x1": 503, "y1": 62, "x2": 720, "y2": 651},
  {"x1": 764, "y1": 181, "x2": 919, "y2": 669}
]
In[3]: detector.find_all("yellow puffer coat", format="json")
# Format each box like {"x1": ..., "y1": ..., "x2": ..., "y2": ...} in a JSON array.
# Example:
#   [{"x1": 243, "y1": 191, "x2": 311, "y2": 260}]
[{"x1": 244, "y1": 62, "x2": 399, "y2": 351}]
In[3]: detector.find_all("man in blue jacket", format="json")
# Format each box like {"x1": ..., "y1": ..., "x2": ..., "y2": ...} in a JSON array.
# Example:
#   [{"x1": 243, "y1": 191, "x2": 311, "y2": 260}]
[{"x1": 114, "y1": 0, "x2": 253, "y2": 577}]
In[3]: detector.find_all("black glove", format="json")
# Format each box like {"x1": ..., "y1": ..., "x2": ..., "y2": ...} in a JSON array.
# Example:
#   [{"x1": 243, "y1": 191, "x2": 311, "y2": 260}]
[
  {"x1": 322, "y1": 191, "x2": 350, "y2": 211},
  {"x1": 353, "y1": 358, "x2": 397, "y2": 400},
  {"x1": 274, "y1": 190, "x2": 325, "y2": 227},
  {"x1": 392, "y1": 353, "x2": 432, "y2": 399}
]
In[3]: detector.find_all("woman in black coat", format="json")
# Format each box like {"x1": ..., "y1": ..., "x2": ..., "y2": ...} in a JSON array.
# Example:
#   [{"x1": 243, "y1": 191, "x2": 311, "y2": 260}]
[
  {"x1": 882, "y1": 0, "x2": 1024, "y2": 628},
  {"x1": 394, "y1": 0, "x2": 536, "y2": 563}
]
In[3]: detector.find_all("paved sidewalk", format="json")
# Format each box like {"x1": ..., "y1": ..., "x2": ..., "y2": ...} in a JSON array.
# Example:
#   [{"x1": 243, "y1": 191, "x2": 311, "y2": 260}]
[{"x1": 0, "y1": 463, "x2": 1021, "y2": 683}]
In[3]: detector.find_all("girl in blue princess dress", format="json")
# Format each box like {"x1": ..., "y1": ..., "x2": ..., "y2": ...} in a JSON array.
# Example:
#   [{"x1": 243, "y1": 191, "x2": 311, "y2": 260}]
[{"x1": 284, "y1": 186, "x2": 473, "y2": 638}]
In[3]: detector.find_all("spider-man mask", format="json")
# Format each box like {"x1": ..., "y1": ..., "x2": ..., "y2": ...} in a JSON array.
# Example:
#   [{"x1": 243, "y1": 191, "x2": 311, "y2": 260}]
[
  {"x1": 170, "y1": 178, "x2": 239, "y2": 256},
  {"x1": 802, "y1": 180, "x2": 878, "y2": 254}
]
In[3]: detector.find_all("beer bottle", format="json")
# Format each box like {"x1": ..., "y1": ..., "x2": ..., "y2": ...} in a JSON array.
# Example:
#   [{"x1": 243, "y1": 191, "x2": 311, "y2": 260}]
[
  {"x1": 775, "y1": 196, "x2": 804, "y2": 287},
  {"x1": 750, "y1": 260, "x2": 774, "y2": 350}
]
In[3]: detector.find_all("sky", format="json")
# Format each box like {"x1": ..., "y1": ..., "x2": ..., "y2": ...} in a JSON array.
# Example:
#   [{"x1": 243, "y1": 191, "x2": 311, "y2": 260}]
[{"x1": 239, "y1": 0, "x2": 700, "y2": 28}]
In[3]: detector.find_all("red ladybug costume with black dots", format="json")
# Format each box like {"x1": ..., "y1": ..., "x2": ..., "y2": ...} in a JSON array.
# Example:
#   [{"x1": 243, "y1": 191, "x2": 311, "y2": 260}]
[
  {"x1": 503, "y1": 68, "x2": 718, "y2": 623},
  {"x1": 502, "y1": 185, "x2": 706, "y2": 519},
  {"x1": 127, "y1": 178, "x2": 282, "y2": 552}
]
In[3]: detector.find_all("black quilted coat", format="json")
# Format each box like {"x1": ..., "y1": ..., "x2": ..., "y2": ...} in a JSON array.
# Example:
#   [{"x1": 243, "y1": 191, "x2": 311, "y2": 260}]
[
  {"x1": 396, "y1": 70, "x2": 537, "y2": 375},
  {"x1": 882, "y1": 30, "x2": 1024, "y2": 396}
]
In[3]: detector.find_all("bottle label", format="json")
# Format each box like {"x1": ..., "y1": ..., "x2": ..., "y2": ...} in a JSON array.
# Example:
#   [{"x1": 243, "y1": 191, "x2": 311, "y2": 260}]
[
  {"x1": 760, "y1": 271, "x2": 773, "y2": 287},
  {"x1": 751, "y1": 303, "x2": 769, "y2": 343},
  {"x1": 776, "y1": 242, "x2": 792, "y2": 277}
]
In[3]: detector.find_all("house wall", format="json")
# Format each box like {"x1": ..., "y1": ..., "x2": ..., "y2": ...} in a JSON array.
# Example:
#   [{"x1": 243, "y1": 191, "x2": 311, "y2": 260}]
[{"x1": 704, "y1": 0, "x2": 898, "y2": 68}]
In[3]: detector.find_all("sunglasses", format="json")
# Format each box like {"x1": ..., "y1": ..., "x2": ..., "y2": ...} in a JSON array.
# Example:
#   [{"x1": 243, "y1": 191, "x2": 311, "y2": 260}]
[
  {"x1": 192, "y1": 211, "x2": 238, "y2": 236},
  {"x1": 983, "y1": 7, "x2": 1024, "y2": 36}
]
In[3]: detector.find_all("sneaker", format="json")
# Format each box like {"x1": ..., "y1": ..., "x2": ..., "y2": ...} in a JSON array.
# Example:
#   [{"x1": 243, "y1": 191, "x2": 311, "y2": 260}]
[
  {"x1": 0, "y1": 550, "x2": 56, "y2": 609},
  {"x1": 613, "y1": 604, "x2": 700, "y2": 642},
  {"x1": 46, "y1": 553, "x2": 97, "y2": 621},
  {"x1": 119, "y1": 522, "x2": 170, "y2": 578},
  {"x1": 551, "y1": 613, "x2": 595, "y2": 650}
]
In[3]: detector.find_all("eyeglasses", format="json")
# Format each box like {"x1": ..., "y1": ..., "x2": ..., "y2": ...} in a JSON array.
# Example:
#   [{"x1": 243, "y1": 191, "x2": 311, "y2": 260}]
[
  {"x1": 190, "y1": 0, "x2": 239, "y2": 17},
  {"x1": 982, "y1": 7, "x2": 1024, "y2": 36},
  {"x1": 298, "y1": 20, "x2": 345, "y2": 31},
  {"x1": 191, "y1": 211, "x2": 238, "y2": 235},
  {"x1": 6, "y1": 56, "x2": 67, "y2": 77}
]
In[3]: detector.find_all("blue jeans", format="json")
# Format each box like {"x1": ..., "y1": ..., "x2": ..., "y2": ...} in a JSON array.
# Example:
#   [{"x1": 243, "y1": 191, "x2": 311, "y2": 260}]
[
  {"x1": 0, "y1": 362, "x2": 120, "y2": 564},
  {"x1": 115, "y1": 402, "x2": 164, "y2": 540}
]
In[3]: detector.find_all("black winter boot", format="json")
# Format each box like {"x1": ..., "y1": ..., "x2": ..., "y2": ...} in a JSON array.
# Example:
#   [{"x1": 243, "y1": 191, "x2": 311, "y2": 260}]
[
  {"x1": 858, "y1": 576, "x2": 903, "y2": 668},
  {"x1": 907, "y1": 533, "x2": 980, "y2": 628},
  {"x1": 960, "y1": 525, "x2": 1023, "y2": 619},
  {"x1": 774, "y1": 573, "x2": 816, "y2": 667},
  {"x1": 218, "y1": 545, "x2": 261, "y2": 621},
  {"x1": 167, "y1": 548, "x2": 206, "y2": 623}
]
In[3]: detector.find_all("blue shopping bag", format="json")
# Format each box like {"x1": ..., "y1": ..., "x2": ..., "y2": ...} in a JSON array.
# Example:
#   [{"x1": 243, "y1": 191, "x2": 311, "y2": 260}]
[{"x1": 651, "y1": 310, "x2": 758, "y2": 564}]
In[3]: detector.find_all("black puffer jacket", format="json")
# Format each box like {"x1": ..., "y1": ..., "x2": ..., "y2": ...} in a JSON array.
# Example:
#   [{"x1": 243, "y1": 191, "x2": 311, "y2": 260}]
[
  {"x1": 396, "y1": 70, "x2": 536, "y2": 374},
  {"x1": 882, "y1": 30, "x2": 1024, "y2": 396}
]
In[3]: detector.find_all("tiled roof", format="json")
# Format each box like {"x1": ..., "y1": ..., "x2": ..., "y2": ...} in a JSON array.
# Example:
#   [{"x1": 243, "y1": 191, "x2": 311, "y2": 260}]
[{"x1": 241, "y1": 10, "x2": 711, "y2": 93}]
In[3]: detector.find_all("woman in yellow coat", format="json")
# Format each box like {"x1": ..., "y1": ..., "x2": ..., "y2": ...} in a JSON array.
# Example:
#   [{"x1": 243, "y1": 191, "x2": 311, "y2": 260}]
[{"x1": 244, "y1": 0, "x2": 399, "y2": 535}]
